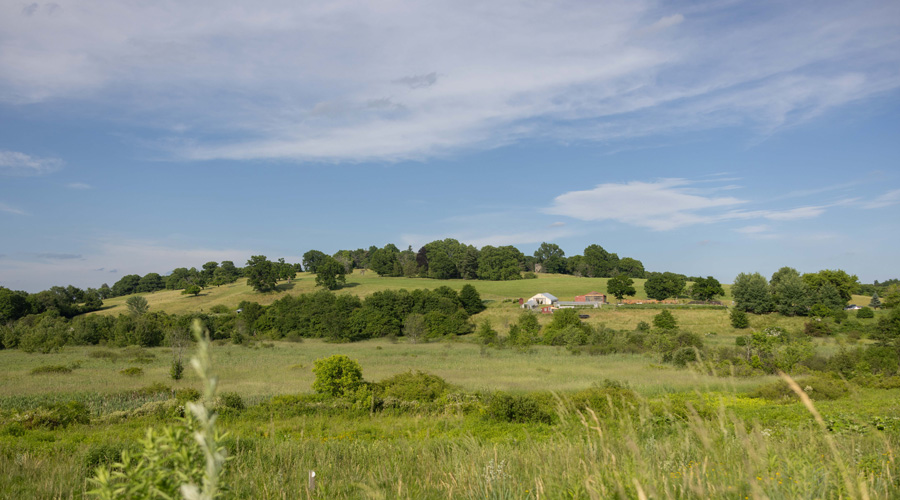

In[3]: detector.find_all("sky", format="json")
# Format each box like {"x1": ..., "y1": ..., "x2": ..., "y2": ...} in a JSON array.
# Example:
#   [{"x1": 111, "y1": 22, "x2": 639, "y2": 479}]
[{"x1": 1, "y1": 0, "x2": 899, "y2": 293}]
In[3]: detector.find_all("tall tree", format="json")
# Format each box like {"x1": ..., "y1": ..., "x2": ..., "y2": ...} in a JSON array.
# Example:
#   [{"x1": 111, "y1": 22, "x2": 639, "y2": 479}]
[
  {"x1": 583, "y1": 244, "x2": 619, "y2": 278},
  {"x1": 476, "y1": 245, "x2": 524, "y2": 281},
  {"x1": 689, "y1": 276, "x2": 725, "y2": 302},
  {"x1": 607, "y1": 274, "x2": 636, "y2": 301},
  {"x1": 245, "y1": 255, "x2": 278, "y2": 292},
  {"x1": 533, "y1": 242, "x2": 566, "y2": 274},
  {"x1": 302, "y1": 250, "x2": 328, "y2": 274},
  {"x1": 770, "y1": 267, "x2": 811, "y2": 316},
  {"x1": 615, "y1": 257, "x2": 645, "y2": 278},
  {"x1": 644, "y1": 272, "x2": 686, "y2": 301},
  {"x1": 459, "y1": 284, "x2": 486, "y2": 315},
  {"x1": 315, "y1": 257, "x2": 347, "y2": 290},
  {"x1": 732, "y1": 272, "x2": 774, "y2": 314},
  {"x1": 801, "y1": 269, "x2": 859, "y2": 303}
]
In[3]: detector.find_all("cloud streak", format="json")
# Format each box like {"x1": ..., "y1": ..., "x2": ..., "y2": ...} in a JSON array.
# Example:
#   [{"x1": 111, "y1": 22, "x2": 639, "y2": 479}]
[
  {"x1": 0, "y1": 1, "x2": 896, "y2": 162},
  {"x1": 545, "y1": 178, "x2": 830, "y2": 231},
  {"x1": 0, "y1": 150, "x2": 64, "y2": 176}
]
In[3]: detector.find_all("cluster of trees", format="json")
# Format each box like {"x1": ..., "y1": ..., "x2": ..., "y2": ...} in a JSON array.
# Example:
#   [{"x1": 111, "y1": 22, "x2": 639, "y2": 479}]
[
  {"x1": 106, "y1": 261, "x2": 245, "y2": 298},
  {"x1": 0, "y1": 285, "x2": 103, "y2": 323},
  {"x1": 0, "y1": 285, "x2": 486, "y2": 350},
  {"x1": 314, "y1": 240, "x2": 647, "y2": 282},
  {"x1": 732, "y1": 268, "x2": 864, "y2": 316}
]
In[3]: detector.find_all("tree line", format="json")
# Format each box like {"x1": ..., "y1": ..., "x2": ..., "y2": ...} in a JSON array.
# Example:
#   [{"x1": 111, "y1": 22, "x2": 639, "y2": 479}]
[{"x1": 0, "y1": 285, "x2": 486, "y2": 351}]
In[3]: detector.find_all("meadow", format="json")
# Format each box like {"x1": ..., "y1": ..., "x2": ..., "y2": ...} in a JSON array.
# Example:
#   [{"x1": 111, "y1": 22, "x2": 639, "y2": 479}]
[{"x1": 1, "y1": 274, "x2": 896, "y2": 498}]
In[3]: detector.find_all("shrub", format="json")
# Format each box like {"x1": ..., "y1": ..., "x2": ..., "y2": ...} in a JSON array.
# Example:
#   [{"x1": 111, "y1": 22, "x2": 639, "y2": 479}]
[
  {"x1": 751, "y1": 374, "x2": 850, "y2": 401},
  {"x1": 312, "y1": 355, "x2": 363, "y2": 397},
  {"x1": 378, "y1": 370, "x2": 450, "y2": 402},
  {"x1": 219, "y1": 392, "x2": 245, "y2": 411},
  {"x1": 857, "y1": 307, "x2": 874, "y2": 319},
  {"x1": 652, "y1": 310, "x2": 677, "y2": 330},
  {"x1": 30, "y1": 364, "x2": 72, "y2": 375},
  {"x1": 17, "y1": 401, "x2": 90, "y2": 429},
  {"x1": 175, "y1": 388, "x2": 201, "y2": 404},
  {"x1": 120, "y1": 367, "x2": 144, "y2": 377},
  {"x1": 170, "y1": 359, "x2": 184, "y2": 380},
  {"x1": 84, "y1": 442, "x2": 126, "y2": 470},
  {"x1": 522, "y1": 272, "x2": 538, "y2": 279},
  {"x1": 730, "y1": 309, "x2": 749, "y2": 329},
  {"x1": 486, "y1": 392, "x2": 553, "y2": 424},
  {"x1": 804, "y1": 320, "x2": 832, "y2": 337},
  {"x1": 671, "y1": 347, "x2": 699, "y2": 367},
  {"x1": 570, "y1": 381, "x2": 638, "y2": 419},
  {"x1": 735, "y1": 335, "x2": 748, "y2": 347},
  {"x1": 636, "y1": 321, "x2": 650, "y2": 332}
]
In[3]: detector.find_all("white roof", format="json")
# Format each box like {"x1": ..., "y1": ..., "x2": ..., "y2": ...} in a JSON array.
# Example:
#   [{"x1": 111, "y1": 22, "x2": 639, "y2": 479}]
[{"x1": 530, "y1": 293, "x2": 558, "y2": 302}]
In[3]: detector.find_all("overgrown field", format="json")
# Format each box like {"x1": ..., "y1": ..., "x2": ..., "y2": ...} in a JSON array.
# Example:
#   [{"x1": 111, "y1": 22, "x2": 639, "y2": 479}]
[{"x1": 2, "y1": 333, "x2": 899, "y2": 499}]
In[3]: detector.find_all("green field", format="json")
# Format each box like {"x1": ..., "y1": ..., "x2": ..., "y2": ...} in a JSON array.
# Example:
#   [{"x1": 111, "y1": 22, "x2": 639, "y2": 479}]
[{"x1": 2, "y1": 274, "x2": 897, "y2": 498}]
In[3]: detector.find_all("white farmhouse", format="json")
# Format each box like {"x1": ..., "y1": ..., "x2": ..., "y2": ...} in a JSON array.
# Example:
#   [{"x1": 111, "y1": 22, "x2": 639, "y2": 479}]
[{"x1": 523, "y1": 293, "x2": 558, "y2": 309}]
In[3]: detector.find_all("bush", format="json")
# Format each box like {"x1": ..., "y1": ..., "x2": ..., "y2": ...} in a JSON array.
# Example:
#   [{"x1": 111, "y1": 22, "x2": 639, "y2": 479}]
[
  {"x1": 652, "y1": 310, "x2": 677, "y2": 330},
  {"x1": 378, "y1": 370, "x2": 450, "y2": 402},
  {"x1": 636, "y1": 321, "x2": 650, "y2": 332},
  {"x1": 751, "y1": 374, "x2": 850, "y2": 401},
  {"x1": 30, "y1": 364, "x2": 73, "y2": 375},
  {"x1": 522, "y1": 272, "x2": 538, "y2": 279},
  {"x1": 84, "y1": 442, "x2": 126, "y2": 470},
  {"x1": 219, "y1": 392, "x2": 245, "y2": 411},
  {"x1": 570, "y1": 381, "x2": 638, "y2": 419},
  {"x1": 486, "y1": 392, "x2": 553, "y2": 424},
  {"x1": 175, "y1": 388, "x2": 201, "y2": 403},
  {"x1": 730, "y1": 309, "x2": 749, "y2": 329},
  {"x1": 170, "y1": 359, "x2": 184, "y2": 380},
  {"x1": 17, "y1": 401, "x2": 90, "y2": 429},
  {"x1": 120, "y1": 367, "x2": 144, "y2": 377},
  {"x1": 312, "y1": 355, "x2": 364, "y2": 397},
  {"x1": 671, "y1": 347, "x2": 699, "y2": 367},
  {"x1": 804, "y1": 320, "x2": 833, "y2": 337},
  {"x1": 857, "y1": 307, "x2": 874, "y2": 319}
]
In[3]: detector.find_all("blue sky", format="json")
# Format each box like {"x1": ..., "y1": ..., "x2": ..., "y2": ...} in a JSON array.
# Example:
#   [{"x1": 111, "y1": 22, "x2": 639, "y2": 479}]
[{"x1": 1, "y1": 0, "x2": 899, "y2": 292}]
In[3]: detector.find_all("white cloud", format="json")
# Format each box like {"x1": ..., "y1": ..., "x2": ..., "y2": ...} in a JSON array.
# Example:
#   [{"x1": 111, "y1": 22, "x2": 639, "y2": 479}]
[
  {"x1": 735, "y1": 225, "x2": 770, "y2": 234},
  {"x1": 861, "y1": 189, "x2": 900, "y2": 209},
  {"x1": 545, "y1": 178, "x2": 829, "y2": 231},
  {"x1": 0, "y1": 1, "x2": 896, "y2": 162},
  {"x1": 66, "y1": 182, "x2": 93, "y2": 189},
  {"x1": 0, "y1": 202, "x2": 27, "y2": 215},
  {"x1": 0, "y1": 150, "x2": 64, "y2": 176}
]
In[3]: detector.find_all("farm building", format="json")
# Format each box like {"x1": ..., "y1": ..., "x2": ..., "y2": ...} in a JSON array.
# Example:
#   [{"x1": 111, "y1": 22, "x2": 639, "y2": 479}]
[
  {"x1": 574, "y1": 291, "x2": 607, "y2": 303},
  {"x1": 522, "y1": 293, "x2": 558, "y2": 310}
]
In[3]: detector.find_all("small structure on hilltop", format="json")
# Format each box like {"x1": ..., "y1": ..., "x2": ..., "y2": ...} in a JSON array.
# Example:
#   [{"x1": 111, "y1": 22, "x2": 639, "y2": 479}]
[{"x1": 575, "y1": 291, "x2": 607, "y2": 304}]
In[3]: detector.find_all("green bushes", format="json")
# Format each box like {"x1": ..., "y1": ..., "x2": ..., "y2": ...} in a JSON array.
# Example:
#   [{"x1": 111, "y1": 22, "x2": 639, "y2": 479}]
[
  {"x1": 652, "y1": 310, "x2": 677, "y2": 330},
  {"x1": 486, "y1": 392, "x2": 554, "y2": 424},
  {"x1": 570, "y1": 381, "x2": 638, "y2": 419},
  {"x1": 30, "y1": 364, "x2": 73, "y2": 375},
  {"x1": 378, "y1": 371, "x2": 450, "y2": 402},
  {"x1": 14, "y1": 401, "x2": 90, "y2": 429},
  {"x1": 751, "y1": 374, "x2": 850, "y2": 401},
  {"x1": 119, "y1": 367, "x2": 143, "y2": 377},
  {"x1": 313, "y1": 355, "x2": 363, "y2": 397},
  {"x1": 730, "y1": 309, "x2": 749, "y2": 329},
  {"x1": 856, "y1": 307, "x2": 874, "y2": 319}
]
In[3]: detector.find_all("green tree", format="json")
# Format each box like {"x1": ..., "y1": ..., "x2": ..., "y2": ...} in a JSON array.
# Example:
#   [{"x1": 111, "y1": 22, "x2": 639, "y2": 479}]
[
  {"x1": 369, "y1": 246, "x2": 401, "y2": 276},
  {"x1": 476, "y1": 320, "x2": 498, "y2": 346},
  {"x1": 606, "y1": 275, "x2": 636, "y2": 301},
  {"x1": 732, "y1": 272, "x2": 773, "y2": 314},
  {"x1": 615, "y1": 257, "x2": 645, "y2": 278},
  {"x1": 873, "y1": 307, "x2": 900, "y2": 347},
  {"x1": 644, "y1": 272, "x2": 686, "y2": 301},
  {"x1": 136, "y1": 273, "x2": 165, "y2": 293},
  {"x1": 315, "y1": 257, "x2": 347, "y2": 290},
  {"x1": 403, "y1": 313, "x2": 426, "y2": 344},
  {"x1": 245, "y1": 255, "x2": 278, "y2": 292},
  {"x1": 182, "y1": 285, "x2": 202, "y2": 296},
  {"x1": 870, "y1": 293, "x2": 881, "y2": 310},
  {"x1": 533, "y1": 242, "x2": 567, "y2": 274},
  {"x1": 730, "y1": 308, "x2": 749, "y2": 329},
  {"x1": 770, "y1": 267, "x2": 811, "y2": 316},
  {"x1": 312, "y1": 355, "x2": 363, "y2": 397},
  {"x1": 583, "y1": 244, "x2": 619, "y2": 278},
  {"x1": 802, "y1": 269, "x2": 859, "y2": 303},
  {"x1": 459, "y1": 284, "x2": 486, "y2": 315},
  {"x1": 302, "y1": 250, "x2": 328, "y2": 274},
  {"x1": 653, "y1": 310, "x2": 677, "y2": 330},
  {"x1": 477, "y1": 245, "x2": 524, "y2": 281},
  {"x1": 689, "y1": 276, "x2": 725, "y2": 302},
  {"x1": 0, "y1": 287, "x2": 30, "y2": 323},
  {"x1": 112, "y1": 274, "x2": 141, "y2": 297},
  {"x1": 126, "y1": 296, "x2": 149, "y2": 317}
]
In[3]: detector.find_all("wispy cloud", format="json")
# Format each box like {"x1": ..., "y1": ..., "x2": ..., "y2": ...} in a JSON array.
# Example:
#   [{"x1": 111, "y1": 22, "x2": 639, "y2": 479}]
[
  {"x1": 66, "y1": 182, "x2": 93, "y2": 190},
  {"x1": 0, "y1": 150, "x2": 64, "y2": 176},
  {"x1": 861, "y1": 189, "x2": 900, "y2": 209},
  {"x1": 0, "y1": 202, "x2": 27, "y2": 215},
  {"x1": 545, "y1": 178, "x2": 830, "y2": 231},
  {"x1": 0, "y1": 1, "x2": 896, "y2": 162}
]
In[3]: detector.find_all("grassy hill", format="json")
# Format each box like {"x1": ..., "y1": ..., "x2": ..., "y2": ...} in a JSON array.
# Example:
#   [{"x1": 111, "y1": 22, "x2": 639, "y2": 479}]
[{"x1": 94, "y1": 270, "x2": 735, "y2": 316}]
